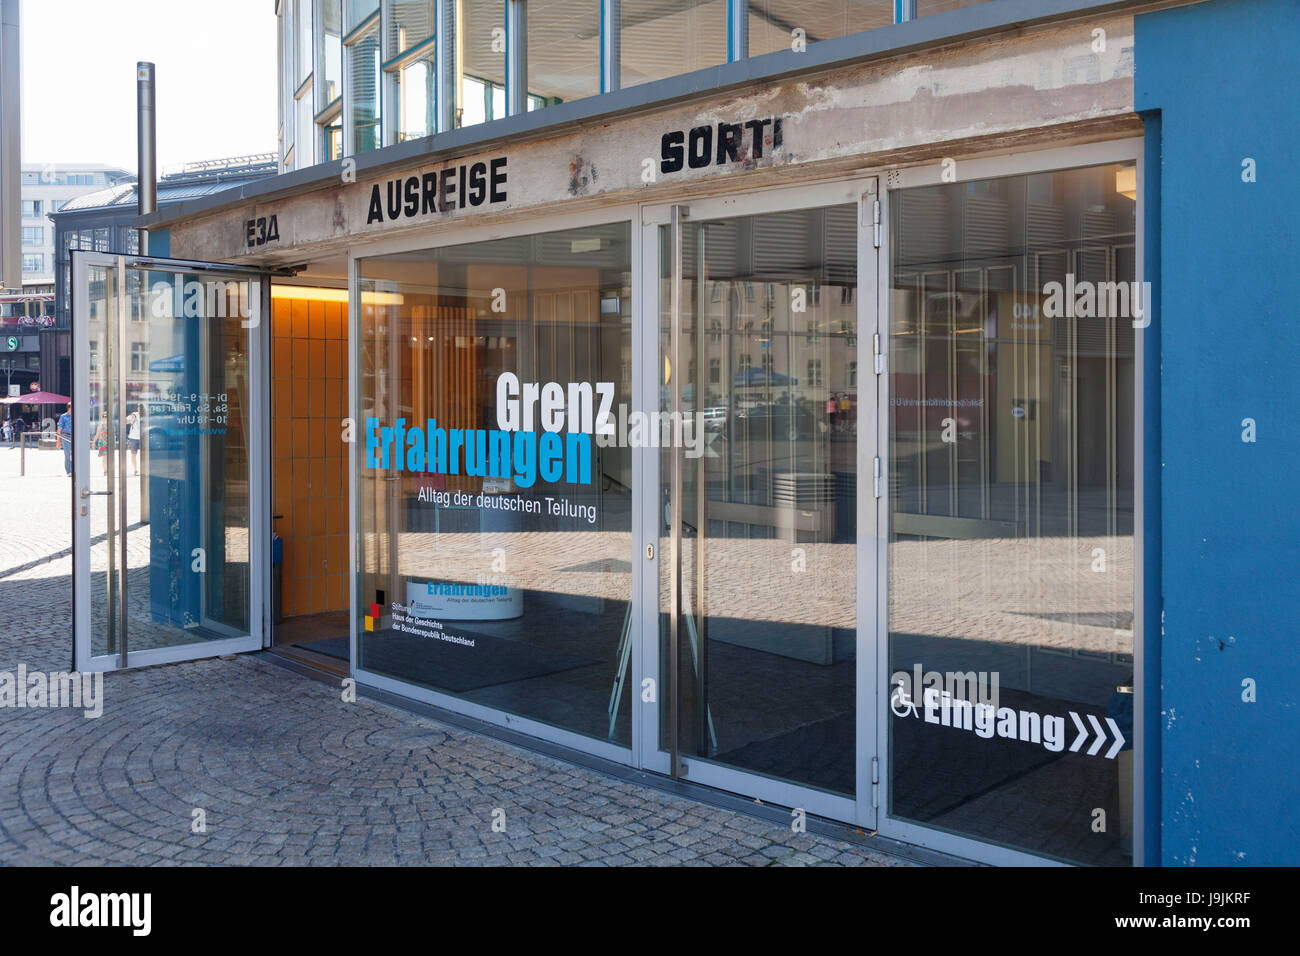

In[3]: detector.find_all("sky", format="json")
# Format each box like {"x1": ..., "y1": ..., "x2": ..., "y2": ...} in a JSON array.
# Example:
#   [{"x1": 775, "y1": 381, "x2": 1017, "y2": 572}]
[{"x1": 21, "y1": 0, "x2": 277, "y2": 175}]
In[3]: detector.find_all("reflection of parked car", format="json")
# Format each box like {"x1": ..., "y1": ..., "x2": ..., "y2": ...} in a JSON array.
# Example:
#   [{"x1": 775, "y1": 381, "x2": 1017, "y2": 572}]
[
  {"x1": 702, "y1": 406, "x2": 728, "y2": 431},
  {"x1": 738, "y1": 402, "x2": 816, "y2": 441}
]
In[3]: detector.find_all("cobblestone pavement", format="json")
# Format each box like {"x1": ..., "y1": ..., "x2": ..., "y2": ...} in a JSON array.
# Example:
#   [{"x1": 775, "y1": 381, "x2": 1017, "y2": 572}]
[{"x1": 0, "y1": 448, "x2": 907, "y2": 866}]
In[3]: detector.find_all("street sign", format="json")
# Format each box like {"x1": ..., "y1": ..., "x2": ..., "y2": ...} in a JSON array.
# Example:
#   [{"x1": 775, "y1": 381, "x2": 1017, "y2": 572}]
[{"x1": 3, "y1": 334, "x2": 18, "y2": 351}]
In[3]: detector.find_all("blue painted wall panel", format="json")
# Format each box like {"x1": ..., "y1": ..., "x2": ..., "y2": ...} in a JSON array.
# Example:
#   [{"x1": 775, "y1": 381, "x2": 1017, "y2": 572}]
[{"x1": 1137, "y1": 0, "x2": 1300, "y2": 865}]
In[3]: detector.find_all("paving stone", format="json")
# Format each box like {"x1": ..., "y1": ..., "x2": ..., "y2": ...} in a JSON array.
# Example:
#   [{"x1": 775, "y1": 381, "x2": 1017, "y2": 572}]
[{"x1": 0, "y1": 450, "x2": 907, "y2": 868}]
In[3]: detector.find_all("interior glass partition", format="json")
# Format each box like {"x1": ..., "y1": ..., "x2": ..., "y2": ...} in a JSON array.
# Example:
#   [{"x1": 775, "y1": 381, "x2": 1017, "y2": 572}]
[
  {"x1": 886, "y1": 163, "x2": 1137, "y2": 865},
  {"x1": 357, "y1": 222, "x2": 635, "y2": 746}
]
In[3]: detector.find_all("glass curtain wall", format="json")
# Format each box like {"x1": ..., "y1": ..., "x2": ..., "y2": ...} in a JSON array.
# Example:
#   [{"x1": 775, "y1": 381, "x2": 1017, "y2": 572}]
[
  {"x1": 454, "y1": 1, "x2": 507, "y2": 128},
  {"x1": 347, "y1": 15, "x2": 382, "y2": 153},
  {"x1": 389, "y1": 0, "x2": 436, "y2": 141},
  {"x1": 619, "y1": 0, "x2": 727, "y2": 88},
  {"x1": 887, "y1": 164, "x2": 1137, "y2": 865},
  {"x1": 915, "y1": 1, "x2": 994, "y2": 17},
  {"x1": 287, "y1": 1, "x2": 1013, "y2": 162},
  {"x1": 357, "y1": 223, "x2": 635, "y2": 746},
  {"x1": 320, "y1": 0, "x2": 343, "y2": 107},
  {"x1": 747, "y1": 1, "x2": 894, "y2": 57},
  {"x1": 526, "y1": 0, "x2": 601, "y2": 106},
  {"x1": 659, "y1": 205, "x2": 859, "y2": 796}
]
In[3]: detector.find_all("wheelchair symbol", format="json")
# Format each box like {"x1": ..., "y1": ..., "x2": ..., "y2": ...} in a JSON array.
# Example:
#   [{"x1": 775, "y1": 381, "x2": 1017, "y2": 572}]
[{"x1": 890, "y1": 678, "x2": 919, "y2": 719}]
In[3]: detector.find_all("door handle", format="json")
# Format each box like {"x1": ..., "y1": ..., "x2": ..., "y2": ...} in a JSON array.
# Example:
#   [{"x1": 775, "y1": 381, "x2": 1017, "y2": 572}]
[{"x1": 80, "y1": 487, "x2": 112, "y2": 498}]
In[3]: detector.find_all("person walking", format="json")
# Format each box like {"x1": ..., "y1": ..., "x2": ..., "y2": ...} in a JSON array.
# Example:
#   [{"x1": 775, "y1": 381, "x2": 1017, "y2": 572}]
[
  {"x1": 1, "y1": 419, "x2": 10, "y2": 446},
  {"x1": 125, "y1": 406, "x2": 141, "y2": 475},
  {"x1": 58, "y1": 404, "x2": 73, "y2": 476},
  {"x1": 93, "y1": 410, "x2": 109, "y2": 475}
]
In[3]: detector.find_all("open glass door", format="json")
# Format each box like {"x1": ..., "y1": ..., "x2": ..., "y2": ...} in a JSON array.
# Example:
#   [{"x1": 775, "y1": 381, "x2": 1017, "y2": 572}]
[
  {"x1": 641, "y1": 179, "x2": 880, "y2": 827},
  {"x1": 72, "y1": 252, "x2": 270, "y2": 671}
]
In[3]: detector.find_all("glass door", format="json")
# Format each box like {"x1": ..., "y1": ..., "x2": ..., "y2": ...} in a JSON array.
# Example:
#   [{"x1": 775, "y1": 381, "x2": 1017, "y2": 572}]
[
  {"x1": 641, "y1": 179, "x2": 879, "y2": 826},
  {"x1": 875, "y1": 149, "x2": 1141, "y2": 865},
  {"x1": 72, "y1": 252, "x2": 271, "y2": 671}
]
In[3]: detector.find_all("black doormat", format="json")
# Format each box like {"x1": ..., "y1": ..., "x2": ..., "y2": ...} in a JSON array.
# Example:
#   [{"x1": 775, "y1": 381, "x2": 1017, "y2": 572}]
[
  {"x1": 359, "y1": 627, "x2": 602, "y2": 694},
  {"x1": 295, "y1": 636, "x2": 350, "y2": 660},
  {"x1": 889, "y1": 684, "x2": 1077, "y2": 822},
  {"x1": 713, "y1": 711, "x2": 856, "y2": 796}
]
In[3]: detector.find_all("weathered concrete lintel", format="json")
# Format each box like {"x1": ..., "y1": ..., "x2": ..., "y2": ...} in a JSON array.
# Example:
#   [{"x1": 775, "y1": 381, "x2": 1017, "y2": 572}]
[{"x1": 221, "y1": 114, "x2": 1142, "y2": 271}]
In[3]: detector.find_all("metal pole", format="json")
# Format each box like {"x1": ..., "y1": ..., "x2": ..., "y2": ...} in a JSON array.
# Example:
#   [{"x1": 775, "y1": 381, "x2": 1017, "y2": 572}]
[
  {"x1": 116, "y1": 256, "x2": 129, "y2": 667},
  {"x1": 136, "y1": 62, "x2": 156, "y2": 255},
  {"x1": 506, "y1": 1, "x2": 526, "y2": 116},
  {"x1": 0, "y1": 0, "x2": 21, "y2": 290},
  {"x1": 669, "y1": 204, "x2": 687, "y2": 780},
  {"x1": 136, "y1": 62, "x2": 155, "y2": 526}
]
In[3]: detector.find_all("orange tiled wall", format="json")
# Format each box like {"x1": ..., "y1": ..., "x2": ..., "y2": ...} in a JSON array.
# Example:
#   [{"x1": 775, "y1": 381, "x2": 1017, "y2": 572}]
[{"x1": 272, "y1": 293, "x2": 349, "y2": 618}]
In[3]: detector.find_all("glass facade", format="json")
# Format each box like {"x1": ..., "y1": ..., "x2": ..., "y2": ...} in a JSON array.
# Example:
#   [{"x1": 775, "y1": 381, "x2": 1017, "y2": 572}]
[
  {"x1": 915, "y1": 0, "x2": 992, "y2": 17},
  {"x1": 279, "y1": 1, "x2": 1008, "y2": 169},
  {"x1": 526, "y1": 0, "x2": 600, "y2": 106},
  {"x1": 395, "y1": 50, "x2": 436, "y2": 141},
  {"x1": 321, "y1": 0, "x2": 343, "y2": 107},
  {"x1": 748, "y1": 1, "x2": 893, "y2": 58},
  {"x1": 296, "y1": 0, "x2": 314, "y2": 86},
  {"x1": 887, "y1": 164, "x2": 1137, "y2": 865},
  {"x1": 327, "y1": 150, "x2": 1140, "y2": 865},
  {"x1": 357, "y1": 222, "x2": 635, "y2": 745},
  {"x1": 347, "y1": 21, "x2": 382, "y2": 153},
  {"x1": 620, "y1": 0, "x2": 727, "y2": 88},
  {"x1": 455, "y1": 1, "x2": 507, "y2": 128},
  {"x1": 389, "y1": 0, "x2": 434, "y2": 55}
]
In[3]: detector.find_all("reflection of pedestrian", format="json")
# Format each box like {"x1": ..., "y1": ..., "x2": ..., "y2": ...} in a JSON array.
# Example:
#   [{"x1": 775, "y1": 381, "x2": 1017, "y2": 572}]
[
  {"x1": 58, "y1": 404, "x2": 72, "y2": 476},
  {"x1": 93, "y1": 410, "x2": 108, "y2": 475},
  {"x1": 126, "y1": 406, "x2": 140, "y2": 475}
]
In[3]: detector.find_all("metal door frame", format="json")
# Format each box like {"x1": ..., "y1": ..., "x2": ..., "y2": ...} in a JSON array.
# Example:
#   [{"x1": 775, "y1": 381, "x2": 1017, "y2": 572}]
[
  {"x1": 71, "y1": 251, "x2": 273, "y2": 672},
  {"x1": 872, "y1": 138, "x2": 1145, "y2": 866},
  {"x1": 639, "y1": 176, "x2": 880, "y2": 828}
]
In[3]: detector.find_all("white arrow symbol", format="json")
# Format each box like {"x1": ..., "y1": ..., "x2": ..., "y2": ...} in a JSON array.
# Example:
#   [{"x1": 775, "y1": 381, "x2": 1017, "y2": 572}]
[
  {"x1": 1069, "y1": 711, "x2": 1088, "y2": 752},
  {"x1": 1105, "y1": 717, "x2": 1125, "y2": 760},
  {"x1": 1086, "y1": 714, "x2": 1105, "y2": 756}
]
